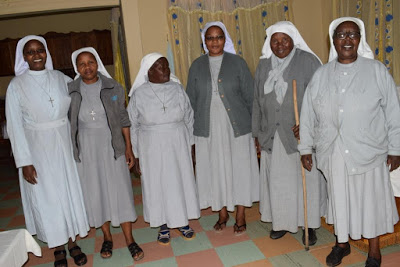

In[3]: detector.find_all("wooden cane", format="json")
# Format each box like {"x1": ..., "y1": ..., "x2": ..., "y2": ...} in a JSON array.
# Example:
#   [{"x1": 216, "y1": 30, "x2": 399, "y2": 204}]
[{"x1": 293, "y1": 79, "x2": 310, "y2": 251}]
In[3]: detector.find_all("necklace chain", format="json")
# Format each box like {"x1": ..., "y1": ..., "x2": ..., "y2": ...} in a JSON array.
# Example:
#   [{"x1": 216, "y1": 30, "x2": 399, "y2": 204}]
[
  {"x1": 82, "y1": 84, "x2": 97, "y2": 121},
  {"x1": 30, "y1": 73, "x2": 54, "y2": 107},
  {"x1": 149, "y1": 83, "x2": 167, "y2": 113}
]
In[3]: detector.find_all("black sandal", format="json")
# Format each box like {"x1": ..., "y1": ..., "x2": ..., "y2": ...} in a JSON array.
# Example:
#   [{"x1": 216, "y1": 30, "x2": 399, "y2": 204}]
[
  {"x1": 68, "y1": 246, "x2": 87, "y2": 266},
  {"x1": 128, "y1": 242, "x2": 144, "y2": 261},
  {"x1": 54, "y1": 249, "x2": 67, "y2": 267},
  {"x1": 234, "y1": 223, "x2": 247, "y2": 235},
  {"x1": 214, "y1": 219, "x2": 228, "y2": 231},
  {"x1": 100, "y1": 240, "x2": 113, "y2": 259}
]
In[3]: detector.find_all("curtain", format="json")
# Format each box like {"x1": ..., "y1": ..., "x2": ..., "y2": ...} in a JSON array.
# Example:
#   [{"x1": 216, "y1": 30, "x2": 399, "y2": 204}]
[
  {"x1": 167, "y1": 0, "x2": 292, "y2": 86},
  {"x1": 111, "y1": 8, "x2": 129, "y2": 104},
  {"x1": 332, "y1": 0, "x2": 400, "y2": 84}
]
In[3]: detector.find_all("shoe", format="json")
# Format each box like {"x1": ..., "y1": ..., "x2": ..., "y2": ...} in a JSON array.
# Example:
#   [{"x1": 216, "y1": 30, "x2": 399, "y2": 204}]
[
  {"x1": 157, "y1": 229, "x2": 171, "y2": 245},
  {"x1": 365, "y1": 256, "x2": 381, "y2": 267},
  {"x1": 326, "y1": 243, "x2": 351, "y2": 267},
  {"x1": 270, "y1": 230, "x2": 287, "y2": 239},
  {"x1": 233, "y1": 223, "x2": 247, "y2": 235},
  {"x1": 100, "y1": 240, "x2": 113, "y2": 259},
  {"x1": 177, "y1": 225, "x2": 196, "y2": 240},
  {"x1": 54, "y1": 249, "x2": 67, "y2": 267},
  {"x1": 302, "y1": 228, "x2": 317, "y2": 246},
  {"x1": 68, "y1": 246, "x2": 87, "y2": 266},
  {"x1": 128, "y1": 242, "x2": 144, "y2": 261}
]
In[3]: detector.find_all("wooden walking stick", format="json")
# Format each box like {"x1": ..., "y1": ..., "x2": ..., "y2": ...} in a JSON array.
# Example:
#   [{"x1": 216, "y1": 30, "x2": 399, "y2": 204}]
[{"x1": 293, "y1": 79, "x2": 310, "y2": 251}]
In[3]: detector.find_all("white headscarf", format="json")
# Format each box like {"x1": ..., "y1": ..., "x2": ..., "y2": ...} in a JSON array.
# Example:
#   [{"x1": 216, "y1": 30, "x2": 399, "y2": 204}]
[
  {"x1": 201, "y1": 21, "x2": 236, "y2": 55},
  {"x1": 71, "y1": 47, "x2": 112, "y2": 80},
  {"x1": 328, "y1": 17, "x2": 374, "y2": 62},
  {"x1": 260, "y1": 21, "x2": 321, "y2": 62},
  {"x1": 14, "y1": 35, "x2": 54, "y2": 76},
  {"x1": 128, "y1": 52, "x2": 180, "y2": 97}
]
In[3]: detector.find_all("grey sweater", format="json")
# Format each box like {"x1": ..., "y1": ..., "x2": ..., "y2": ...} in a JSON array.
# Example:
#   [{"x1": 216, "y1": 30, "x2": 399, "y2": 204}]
[
  {"x1": 252, "y1": 49, "x2": 321, "y2": 154},
  {"x1": 68, "y1": 73, "x2": 130, "y2": 161},
  {"x1": 186, "y1": 52, "x2": 254, "y2": 137}
]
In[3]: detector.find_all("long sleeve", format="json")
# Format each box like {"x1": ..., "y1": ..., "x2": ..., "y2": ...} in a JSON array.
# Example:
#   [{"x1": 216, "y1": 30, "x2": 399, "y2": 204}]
[
  {"x1": 180, "y1": 86, "x2": 194, "y2": 145},
  {"x1": 6, "y1": 82, "x2": 33, "y2": 168},
  {"x1": 252, "y1": 63, "x2": 262, "y2": 138},
  {"x1": 380, "y1": 66, "x2": 400, "y2": 156},
  {"x1": 298, "y1": 76, "x2": 317, "y2": 155},
  {"x1": 186, "y1": 65, "x2": 197, "y2": 115},
  {"x1": 116, "y1": 83, "x2": 131, "y2": 128},
  {"x1": 127, "y1": 96, "x2": 140, "y2": 156}
]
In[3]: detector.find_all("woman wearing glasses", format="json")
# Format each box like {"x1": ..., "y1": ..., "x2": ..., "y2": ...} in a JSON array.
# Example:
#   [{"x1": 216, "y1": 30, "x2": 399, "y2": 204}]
[
  {"x1": 186, "y1": 21, "x2": 259, "y2": 235},
  {"x1": 299, "y1": 17, "x2": 400, "y2": 267}
]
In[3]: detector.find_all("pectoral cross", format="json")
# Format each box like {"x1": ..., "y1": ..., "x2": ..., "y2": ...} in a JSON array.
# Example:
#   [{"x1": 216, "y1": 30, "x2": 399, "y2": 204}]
[
  {"x1": 162, "y1": 104, "x2": 167, "y2": 113},
  {"x1": 49, "y1": 97, "x2": 54, "y2": 107},
  {"x1": 90, "y1": 110, "x2": 96, "y2": 120}
]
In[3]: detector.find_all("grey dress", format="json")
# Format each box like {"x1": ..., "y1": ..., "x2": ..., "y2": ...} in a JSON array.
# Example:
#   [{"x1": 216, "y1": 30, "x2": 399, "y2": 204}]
[{"x1": 77, "y1": 79, "x2": 137, "y2": 228}]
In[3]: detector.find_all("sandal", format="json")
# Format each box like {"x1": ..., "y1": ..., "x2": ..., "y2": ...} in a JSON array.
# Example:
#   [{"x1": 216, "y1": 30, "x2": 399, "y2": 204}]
[
  {"x1": 214, "y1": 219, "x2": 228, "y2": 232},
  {"x1": 100, "y1": 240, "x2": 113, "y2": 259},
  {"x1": 234, "y1": 223, "x2": 247, "y2": 235},
  {"x1": 157, "y1": 229, "x2": 171, "y2": 245},
  {"x1": 54, "y1": 249, "x2": 67, "y2": 267},
  {"x1": 68, "y1": 246, "x2": 87, "y2": 266},
  {"x1": 177, "y1": 225, "x2": 196, "y2": 240},
  {"x1": 128, "y1": 242, "x2": 144, "y2": 261}
]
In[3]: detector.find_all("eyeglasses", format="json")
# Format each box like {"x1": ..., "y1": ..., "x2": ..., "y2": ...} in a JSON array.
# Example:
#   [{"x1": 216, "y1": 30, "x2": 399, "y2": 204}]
[
  {"x1": 334, "y1": 32, "x2": 361, "y2": 40},
  {"x1": 205, "y1": 35, "x2": 225, "y2": 41},
  {"x1": 24, "y1": 49, "x2": 46, "y2": 56}
]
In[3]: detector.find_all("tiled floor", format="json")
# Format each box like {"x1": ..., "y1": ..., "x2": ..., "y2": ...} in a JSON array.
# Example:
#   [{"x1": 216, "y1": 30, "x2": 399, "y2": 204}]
[{"x1": 1, "y1": 161, "x2": 400, "y2": 267}]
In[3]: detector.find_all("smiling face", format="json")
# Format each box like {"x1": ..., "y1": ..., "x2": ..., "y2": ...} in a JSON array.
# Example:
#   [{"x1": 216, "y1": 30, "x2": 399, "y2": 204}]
[
  {"x1": 270, "y1": 32, "x2": 294, "y2": 59},
  {"x1": 148, "y1": 57, "x2": 170, "y2": 84},
  {"x1": 23, "y1": 40, "x2": 47, "y2": 71},
  {"x1": 204, "y1": 26, "x2": 225, "y2": 57},
  {"x1": 76, "y1": 52, "x2": 99, "y2": 84},
  {"x1": 333, "y1": 21, "x2": 360, "y2": 64}
]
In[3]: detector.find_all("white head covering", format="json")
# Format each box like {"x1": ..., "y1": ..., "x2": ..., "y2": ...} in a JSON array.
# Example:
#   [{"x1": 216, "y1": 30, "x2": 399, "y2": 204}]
[
  {"x1": 14, "y1": 35, "x2": 54, "y2": 76},
  {"x1": 260, "y1": 21, "x2": 321, "y2": 63},
  {"x1": 71, "y1": 47, "x2": 112, "y2": 80},
  {"x1": 128, "y1": 52, "x2": 180, "y2": 97},
  {"x1": 201, "y1": 21, "x2": 236, "y2": 55},
  {"x1": 328, "y1": 17, "x2": 374, "y2": 62}
]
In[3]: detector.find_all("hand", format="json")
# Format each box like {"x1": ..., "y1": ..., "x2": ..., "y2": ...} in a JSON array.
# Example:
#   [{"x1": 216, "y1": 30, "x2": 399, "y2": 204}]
[
  {"x1": 22, "y1": 165, "x2": 38, "y2": 184},
  {"x1": 133, "y1": 158, "x2": 141, "y2": 177},
  {"x1": 125, "y1": 147, "x2": 135, "y2": 169},
  {"x1": 292, "y1": 124, "x2": 300, "y2": 140},
  {"x1": 255, "y1": 138, "x2": 261, "y2": 154},
  {"x1": 301, "y1": 154, "x2": 313, "y2": 172},
  {"x1": 387, "y1": 155, "x2": 400, "y2": 172}
]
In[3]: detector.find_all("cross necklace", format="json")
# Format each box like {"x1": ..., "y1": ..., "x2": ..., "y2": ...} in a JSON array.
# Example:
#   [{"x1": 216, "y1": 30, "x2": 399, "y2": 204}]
[
  {"x1": 149, "y1": 83, "x2": 167, "y2": 113},
  {"x1": 30, "y1": 73, "x2": 54, "y2": 107},
  {"x1": 82, "y1": 86, "x2": 97, "y2": 121}
]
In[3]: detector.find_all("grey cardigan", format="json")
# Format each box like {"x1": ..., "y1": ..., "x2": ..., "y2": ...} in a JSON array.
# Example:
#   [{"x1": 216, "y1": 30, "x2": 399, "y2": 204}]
[
  {"x1": 186, "y1": 52, "x2": 254, "y2": 137},
  {"x1": 68, "y1": 73, "x2": 131, "y2": 161},
  {"x1": 252, "y1": 49, "x2": 321, "y2": 154}
]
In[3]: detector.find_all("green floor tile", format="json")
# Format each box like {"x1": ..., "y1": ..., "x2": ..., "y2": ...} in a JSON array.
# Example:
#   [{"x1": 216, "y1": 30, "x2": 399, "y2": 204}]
[
  {"x1": 0, "y1": 198, "x2": 21, "y2": 208},
  {"x1": 136, "y1": 257, "x2": 177, "y2": 267},
  {"x1": 33, "y1": 235, "x2": 50, "y2": 248},
  {"x1": 76, "y1": 236, "x2": 96, "y2": 255},
  {"x1": 132, "y1": 227, "x2": 159, "y2": 244},
  {"x1": 133, "y1": 185, "x2": 142, "y2": 195},
  {"x1": 135, "y1": 203, "x2": 144, "y2": 216},
  {"x1": 92, "y1": 247, "x2": 133, "y2": 267},
  {"x1": 287, "y1": 250, "x2": 323, "y2": 267},
  {"x1": 170, "y1": 231, "x2": 213, "y2": 256},
  {"x1": 291, "y1": 227, "x2": 336, "y2": 247},
  {"x1": 216, "y1": 240, "x2": 265, "y2": 267},
  {"x1": 198, "y1": 213, "x2": 235, "y2": 231},
  {"x1": 346, "y1": 262, "x2": 366, "y2": 267},
  {"x1": 381, "y1": 244, "x2": 400, "y2": 255},
  {"x1": 246, "y1": 220, "x2": 270, "y2": 239},
  {"x1": 35, "y1": 262, "x2": 54, "y2": 267}
]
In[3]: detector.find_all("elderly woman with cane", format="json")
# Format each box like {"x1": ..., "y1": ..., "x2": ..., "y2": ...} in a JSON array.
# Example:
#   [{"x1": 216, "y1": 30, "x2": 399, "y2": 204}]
[
  {"x1": 252, "y1": 21, "x2": 326, "y2": 245},
  {"x1": 299, "y1": 17, "x2": 400, "y2": 267}
]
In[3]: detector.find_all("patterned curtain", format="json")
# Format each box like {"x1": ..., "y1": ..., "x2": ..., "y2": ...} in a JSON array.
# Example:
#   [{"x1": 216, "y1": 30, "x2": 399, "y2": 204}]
[
  {"x1": 332, "y1": 0, "x2": 400, "y2": 84},
  {"x1": 167, "y1": 0, "x2": 292, "y2": 86}
]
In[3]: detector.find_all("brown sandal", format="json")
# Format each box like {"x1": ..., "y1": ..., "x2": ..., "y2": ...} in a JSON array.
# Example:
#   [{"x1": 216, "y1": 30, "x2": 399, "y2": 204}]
[
  {"x1": 100, "y1": 240, "x2": 113, "y2": 259},
  {"x1": 128, "y1": 242, "x2": 144, "y2": 261}
]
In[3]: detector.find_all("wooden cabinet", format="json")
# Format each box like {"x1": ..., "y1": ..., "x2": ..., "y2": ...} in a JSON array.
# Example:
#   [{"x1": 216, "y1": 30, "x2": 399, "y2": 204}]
[{"x1": 0, "y1": 30, "x2": 113, "y2": 78}]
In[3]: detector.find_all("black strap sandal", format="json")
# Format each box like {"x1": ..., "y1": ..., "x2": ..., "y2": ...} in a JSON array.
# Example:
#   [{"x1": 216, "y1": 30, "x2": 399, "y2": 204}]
[
  {"x1": 54, "y1": 249, "x2": 67, "y2": 267},
  {"x1": 233, "y1": 223, "x2": 247, "y2": 235},
  {"x1": 128, "y1": 242, "x2": 144, "y2": 261},
  {"x1": 100, "y1": 240, "x2": 113, "y2": 259},
  {"x1": 68, "y1": 246, "x2": 87, "y2": 266}
]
